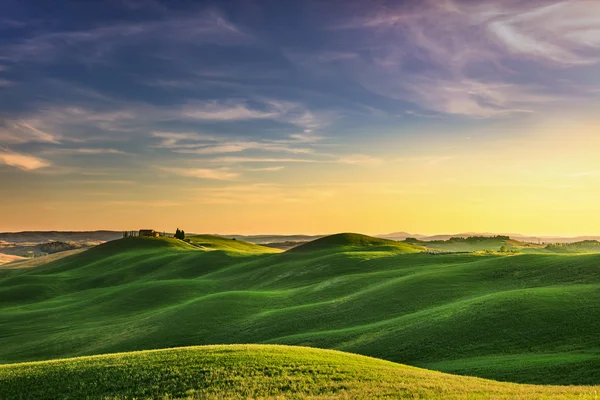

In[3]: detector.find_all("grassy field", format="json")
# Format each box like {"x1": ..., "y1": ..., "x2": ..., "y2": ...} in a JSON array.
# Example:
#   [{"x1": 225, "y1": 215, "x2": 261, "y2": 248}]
[
  {"x1": 2, "y1": 344, "x2": 600, "y2": 400},
  {"x1": 2, "y1": 233, "x2": 600, "y2": 385}
]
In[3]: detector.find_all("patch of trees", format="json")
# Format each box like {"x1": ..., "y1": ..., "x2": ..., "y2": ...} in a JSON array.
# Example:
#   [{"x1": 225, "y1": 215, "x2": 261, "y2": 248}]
[
  {"x1": 174, "y1": 229, "x2": 186, "y2": 240},
  {"x1": 39, "y1": 241, "x2": 79, "y2": 254},
  {"x1": 499, "y1": 246, "x2": 518, "y2": 253},
  {"x1": 428, "y1": 236, "x2": 510, "y2": 245},
  {"x1": 546, "y1": 240, "x2": 600, "y2": 253}
]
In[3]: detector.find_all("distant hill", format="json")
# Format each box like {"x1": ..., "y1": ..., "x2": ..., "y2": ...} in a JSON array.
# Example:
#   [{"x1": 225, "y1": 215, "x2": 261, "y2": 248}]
[
  {"x1": 0, "y1": 231, "x2": 122, "y2": 244},
  {"x1": 289, "y1": 233, "x2": 424, "y2": 253},
  {"x1": 379, "y1": 232, "x2": 600, "y2": 244},
  {"x1": 545, "y1": 240, "x2": 600, "y2": 254},
  {"x1": 404, "y1": 236, "x2": 547, "y2": 254},
  {"x1": 377, "y1": 231, "x2": 427, "y2": 240},
  {"x1": 214, "y1": 234, "x2": 324, "y2": 244}
]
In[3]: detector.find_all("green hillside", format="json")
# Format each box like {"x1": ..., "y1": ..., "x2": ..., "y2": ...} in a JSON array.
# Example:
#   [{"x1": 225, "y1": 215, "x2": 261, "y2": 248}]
[
  {"x1": 2, "y1": 345, "x2": 599, "y2": 400},
  {"x1": 546, "y1": 240, "x2": 600, "y2": 254},
  {"x1": 2, "y1": 234, "x2": 600, "y2": 385},
  {"x1": 290, "y1": 232, "x2": 424, "y2": 253},
  {"x1": 405, "y1": 235, "x2": 547, "y2": 253},
  {"x1": 187, "y1": 234, "x2": 282, "y2": 254}
]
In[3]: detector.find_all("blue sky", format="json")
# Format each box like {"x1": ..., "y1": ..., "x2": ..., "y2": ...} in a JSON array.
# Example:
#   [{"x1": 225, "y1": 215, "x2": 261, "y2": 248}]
[{"x1": 1, "y1": 0, "x2": 600, "y2": 234}]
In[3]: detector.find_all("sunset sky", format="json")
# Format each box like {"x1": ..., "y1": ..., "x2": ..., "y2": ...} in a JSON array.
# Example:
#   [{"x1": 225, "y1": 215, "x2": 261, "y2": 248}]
[{"x1": 1, "y1": 0, "x2": 600, "y2": 235}]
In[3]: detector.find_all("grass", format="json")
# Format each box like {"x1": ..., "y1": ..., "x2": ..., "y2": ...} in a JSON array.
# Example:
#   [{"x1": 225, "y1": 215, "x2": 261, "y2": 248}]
[
  {"x1": 186, "y1": 234, "x2": 282, "y2": 254},
  {"x1": 2, "y1": 234, "x2": 600, "y2": 386},
  {"x1": 290, "y1": 233, "x2": 424, "y2": 253},
  {"x1": 2, "y1": 344, "x2": 600, "y2": 400}
]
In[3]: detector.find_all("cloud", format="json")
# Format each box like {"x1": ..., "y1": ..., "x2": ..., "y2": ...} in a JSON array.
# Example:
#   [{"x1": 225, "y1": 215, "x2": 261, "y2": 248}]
[
  {"x1": 288, "y1": 132, "x2": 324, "y2": 143},
  {"x1": 207, "y1": 156, "x2": 318, "y2": 164},
  {"x1": 0, "y1": 121, "x2": 60, "y2": 144},
  {"x1": 174, "y1": 142, "x2": 313, "y2": 155},
  {"x1": 182, "y1": 101, "x2": 277, "y2": 121},
  {"x1": 485, "y1": 1, "x2": 600, "y2": 65},
  {"x1": 0, "y1": 148, "x2": 50, "y2": 170},
  {"x1": 160, "y1": 167, "x2": 239, "y2": 180},
  {"x1": 181, "y1": 99, "x2": 332, "y2": 131},
  {"x1": 152, "y1": 130, "x2": 316, "y2": 155},
  {"x1": 246, "y1": 166, "x2": 285, "y2": 172},
  {"x1": 337, "y1": 154, "x2": 383, "y2": 166},
  {"x1": 1, "y1": 11, "x2": 250, "y2": 63},
  {"x1": 0, "y1": 79, "x2": 13, "y2": 87},
  {"x1": 42, "y1": 148, "x2": 127, "y2": 155},
  {"x1": 398, "y1": 78, "x2": 553, "y2": 117},
  {"x1": 151, "y1": 131, "x2": 219, "y2": 149},
  {"x1": 308, "y1": 0, "x2": 600, "y2": 117}
]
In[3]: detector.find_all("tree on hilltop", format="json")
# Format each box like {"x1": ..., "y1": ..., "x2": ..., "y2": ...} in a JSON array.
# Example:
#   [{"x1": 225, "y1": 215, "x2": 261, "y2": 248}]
[{"x1": 175, "y1": 228, "x2": 185, "y2": 240}]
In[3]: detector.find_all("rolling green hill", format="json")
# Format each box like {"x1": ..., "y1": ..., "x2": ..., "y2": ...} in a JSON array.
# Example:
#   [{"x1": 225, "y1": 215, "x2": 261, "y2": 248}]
[
  {"x1": 405, "y1": 235, "x2": 547, "y2": 253},
  {"x1": 2, "y1": 234, "x2": 600, "y2": 386},
  {"x1": 545, "y1": 240, "x2": 600, "y2": 254},
  {"x1": 290, "y1": 233, "x2": 424, "y2": 253},
  {"x1": 1, "y1": 345, "x2": 598, "y2": 400},
  {"x1": 187, "y1": 234, "x2": 282, "y2": 254}
]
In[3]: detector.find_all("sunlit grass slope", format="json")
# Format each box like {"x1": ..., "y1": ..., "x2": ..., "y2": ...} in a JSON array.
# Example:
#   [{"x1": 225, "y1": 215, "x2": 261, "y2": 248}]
[
  {"x1": 187, "y1": 234, "x2": 281, "y2": 254},
  {"x1": 291, "y1": 233, "x2": 424, "y2": 253},
  {"x1": 2, "y1": 234, "x2": 600, "y2": 385},
  {"x1": 406, "y1": 236, "x2": 548, "y2": 253},
  {"x1": 2, "y1": 345, "x2": 599, "y2": 400}
]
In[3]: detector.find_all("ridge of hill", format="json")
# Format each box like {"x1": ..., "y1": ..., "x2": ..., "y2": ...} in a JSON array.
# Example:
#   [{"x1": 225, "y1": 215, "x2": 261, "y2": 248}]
[
  {"x1": 187, "y1": 235, "x2": 281, "y2": 254},
  {"x1": 404, "y1": 235, "x2": 547, "y2": 253},
  {"x1": 289, "y1": 233, "x2": 424, "y2": 253}
]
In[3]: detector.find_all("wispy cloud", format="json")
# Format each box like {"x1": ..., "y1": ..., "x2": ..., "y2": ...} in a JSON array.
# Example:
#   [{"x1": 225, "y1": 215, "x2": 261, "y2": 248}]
[
  {"x1": 152, "y1": 130, "x2": 315, "y2": 155},
  {"x1": 160, "y1": 167, "x2": 239, "y2": 180},
  {"x1": 182, "y1": 101, "x2": 276, "y2": 121},
  {"x1": 246, "y1": 166, "x2": 285, "y2": 172},
  {"x1": 307, "y1": 0, "x2": 600, "y2": 117},
  {"x1": 0, "y1": 121, "x2": 60, "y2": 144},
  {"x1": 207, "y1": 156, "x2": 318, "y2": 164},
  {"x1": 42, "y1": 148, "x2": 127, "y2": 155},
  {"x1": 337, "y1": 154, "x2": 383, "y2": 166},
  {"x1": 1, "y1": 11, "x2": 250, "y2": 64},
  {"x1": 485, "y1": 1, "x2": 600, "y2": 65},
  {"x1": 287, "y1": 132, "x2": 324, "y2": 143},
  {"x1": 0, "y1": 148, "x2": 50, "y2": 170},
  {"x1": 181, "y1": 99, "x2": 333, "y2": 131}
]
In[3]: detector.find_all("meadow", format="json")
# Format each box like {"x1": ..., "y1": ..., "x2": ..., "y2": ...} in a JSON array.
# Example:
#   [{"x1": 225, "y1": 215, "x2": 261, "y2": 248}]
[
  {"x1": 2, "y1": 344, "x2": 600, "y2": 400},
  {"x1": 1, "y1": 233, "x2": 600, "y2": 394}
]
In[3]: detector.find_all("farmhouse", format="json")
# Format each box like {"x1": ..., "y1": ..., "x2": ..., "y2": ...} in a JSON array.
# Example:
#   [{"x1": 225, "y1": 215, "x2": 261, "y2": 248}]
[{"x1": 139, "y1": 229, "x2": 159, "y2": 237}]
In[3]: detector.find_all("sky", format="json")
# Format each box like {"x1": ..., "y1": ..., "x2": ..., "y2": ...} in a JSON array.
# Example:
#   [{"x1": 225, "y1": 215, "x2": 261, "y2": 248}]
[{"x1": 1, "y1": 0, "x2": 600, "y2": 235}]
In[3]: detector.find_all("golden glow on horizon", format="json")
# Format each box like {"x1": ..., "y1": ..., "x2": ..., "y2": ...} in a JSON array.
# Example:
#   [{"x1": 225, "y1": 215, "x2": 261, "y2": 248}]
[{"x1": 3, "y1": 117, "x2": 600, "y2": 237}]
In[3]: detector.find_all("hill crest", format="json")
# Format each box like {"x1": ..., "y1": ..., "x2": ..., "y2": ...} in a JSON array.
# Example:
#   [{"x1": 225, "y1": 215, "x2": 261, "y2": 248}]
[{"x1": 289, "y1": 233, "x2": 422, "y2": 253}]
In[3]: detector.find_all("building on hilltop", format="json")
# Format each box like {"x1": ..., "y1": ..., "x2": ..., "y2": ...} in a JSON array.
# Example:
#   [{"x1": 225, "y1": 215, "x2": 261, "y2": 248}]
[{"x1": 139, "y1": 229, "x2": 159, "y2": 237}]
